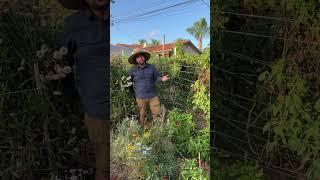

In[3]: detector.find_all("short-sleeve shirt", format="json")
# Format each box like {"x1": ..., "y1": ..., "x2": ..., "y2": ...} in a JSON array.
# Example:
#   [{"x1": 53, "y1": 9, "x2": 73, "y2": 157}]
[
  {"x1": 56, "y1": 8, "x2": 109, "y2": 120},
  {"x1": 129, "y1": 63, "x2": 161, "y2": 99}
]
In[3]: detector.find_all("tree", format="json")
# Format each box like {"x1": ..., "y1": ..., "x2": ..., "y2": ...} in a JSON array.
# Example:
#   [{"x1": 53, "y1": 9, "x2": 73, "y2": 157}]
[
  {"x1": 186, "y1": 18, "x2": 209, "y2": 51},
  {"x1": 174, "y1": 38, "x2": 188, "y2": 42},
  {"x1": 150, "y1": 39, "x2": 160, "y2": 46},
  {"x1": 138, "y1": 39, "x2": 147, "y2": 45}
]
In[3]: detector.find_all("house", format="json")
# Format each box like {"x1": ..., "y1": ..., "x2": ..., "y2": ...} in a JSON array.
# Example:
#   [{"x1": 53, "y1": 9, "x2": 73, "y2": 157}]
[
  {"x1": 115, "y1": 40, "x2": 201, "y2": 58},
  {"x1": 110, "y1": 44, "x2": 133, "y2": 57}
]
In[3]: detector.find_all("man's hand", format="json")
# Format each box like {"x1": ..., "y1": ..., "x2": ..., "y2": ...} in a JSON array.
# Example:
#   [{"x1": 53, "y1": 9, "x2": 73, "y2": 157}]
[{"x1": 162, "y1": 75, "x2": 170, "y2": 81}]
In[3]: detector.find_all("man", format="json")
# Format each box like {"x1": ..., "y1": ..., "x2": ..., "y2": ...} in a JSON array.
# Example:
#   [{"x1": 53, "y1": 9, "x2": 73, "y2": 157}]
[
  {"x1": 56, "y1": 0, "x2": 109, "y2": 179},
  {"x1": 128, "y1": 49, "x2": 170, "y2": 130}
]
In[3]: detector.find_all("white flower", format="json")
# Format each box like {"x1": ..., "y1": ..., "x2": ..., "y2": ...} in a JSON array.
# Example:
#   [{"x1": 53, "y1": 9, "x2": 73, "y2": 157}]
[
  {"x1": 41, "y1": 44, "x2": 49, "y2": 54},
  {"x1": 121, "y1": 76, "x2": 125, "y2": 80},
  {"x1": 126, "y1": 76, "x2": 131, "y2": 80},
  {"x1": 53, "y1": 50, "x2": 63, "y2": 60},
  {"x1": 53, "y1": 91, "x2": 62, "y2": 96},
  {"x1": 63, "y1": 66, "x2": 72, "y2": 74},
  {"x1": 59, "y1": 47, "x2": 68, "y2": 56},
  {"x1": 54, "y1": 64, "x2": 63, "y2": 74},
  {"x1": 17, "y1": 66, "x2": 24, "y2": 72},
  {"x1": 52, "y1": 74, "x2": 60, "y2": 80},
  {"x1": 142, "y1": 150, "x2": 147, "y2": 155},
  {"x1": 36, "y1": 50, "x2": 44, "y2": 58},
  {"x1": 136, "y1": 143, "x2": 141, "y2": 146},
  {"x1": 145, "y1": 147, "x2": 152, "y2": 151}
]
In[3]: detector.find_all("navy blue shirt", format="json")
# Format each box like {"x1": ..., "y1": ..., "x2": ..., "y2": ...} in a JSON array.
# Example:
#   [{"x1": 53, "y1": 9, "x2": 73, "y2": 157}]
[
  {"x1": 56, "y1": 8, "x2": 109, "y2": 120},
  {"x1": 129, "y1": 63, "x2": 162, "y2": 99}
]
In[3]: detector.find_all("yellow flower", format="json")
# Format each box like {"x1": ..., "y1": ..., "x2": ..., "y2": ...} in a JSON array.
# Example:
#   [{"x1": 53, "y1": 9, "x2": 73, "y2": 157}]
[
  {"x1": 143, "y1": 131, "x2": 151, "y2": 139},
  {"x1": 127, "y1": 144, "x2": 134, "y2": 151}
]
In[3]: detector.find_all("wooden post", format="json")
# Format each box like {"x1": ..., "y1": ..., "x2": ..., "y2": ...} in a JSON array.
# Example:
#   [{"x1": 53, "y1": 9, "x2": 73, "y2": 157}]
[{"x1": 162, "y1": 34, "x2": 165, "y2": 57}]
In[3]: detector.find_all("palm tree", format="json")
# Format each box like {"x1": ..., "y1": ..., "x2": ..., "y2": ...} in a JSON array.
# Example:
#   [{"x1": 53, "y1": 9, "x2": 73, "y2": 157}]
[
  {"x1": 150, "y1": 39, "x2": 160, "y2": 46},
  {"x1": 138, "y1": 39, "x2": 147, "y2": 45},
  {"x1": 186, "y1": 18, "x2": 209, "y2": 51}
]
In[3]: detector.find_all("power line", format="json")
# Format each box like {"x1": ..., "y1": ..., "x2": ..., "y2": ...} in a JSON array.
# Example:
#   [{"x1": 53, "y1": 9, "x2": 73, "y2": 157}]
[
  {"x1": 112, "y1": 0, "x2": 199, "y2": 24},
  {"x1": 111, "y1": 0, "x2": 174, "y2": 20},
  {"x1": 200, "y1": 0, "x2": 209, "y2": 7},
  {"x1": 111, "y1": 0, "x2": 201, "y2": 26}
]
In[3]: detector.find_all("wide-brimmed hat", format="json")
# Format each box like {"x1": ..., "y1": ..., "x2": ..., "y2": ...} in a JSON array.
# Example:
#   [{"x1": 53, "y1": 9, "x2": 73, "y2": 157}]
[
  {"x1": 128, "y1": 48, "x2": 151, "y2": 64},
  {"x1": 57, "y1": 0, "x2": 83, "y2": 10}
]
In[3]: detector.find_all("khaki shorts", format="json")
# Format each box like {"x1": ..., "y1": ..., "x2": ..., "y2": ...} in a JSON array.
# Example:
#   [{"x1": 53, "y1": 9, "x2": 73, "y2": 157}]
[{"x1": 136, "y1": 96, "x2": 161, "y2": 120}]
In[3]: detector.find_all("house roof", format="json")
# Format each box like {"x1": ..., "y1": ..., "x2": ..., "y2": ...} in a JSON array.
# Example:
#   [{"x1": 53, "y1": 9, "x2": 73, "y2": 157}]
[
  {"x1": 116, "y1": 43, "x2": 143, "y2": 49},
  {"x1": 115, "y1": 40, "x2": 201, "y2": 55},
  {"x1": 142, "y1": 40, "x2": 201, "y2": 54},
  {"x1": 142, "y1": 44, "x2": 175, "y2": 53}
]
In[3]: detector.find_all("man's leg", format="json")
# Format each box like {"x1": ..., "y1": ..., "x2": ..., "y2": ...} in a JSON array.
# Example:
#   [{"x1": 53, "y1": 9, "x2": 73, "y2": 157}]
[
  {"x1": 136, "y1": 98, "x2": 147, "y2": 129},
  {"x1": 149, "y1": 96, "x2": 161, "y2": 123},
  {"x1": 84, "y1": 113, "x2": 109, "y2": 180}
]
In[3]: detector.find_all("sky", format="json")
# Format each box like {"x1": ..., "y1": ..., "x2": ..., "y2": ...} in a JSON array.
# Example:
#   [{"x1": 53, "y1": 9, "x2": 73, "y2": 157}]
[{"x1": 110, "y1": 0, "x2": 210, "y2": 49}]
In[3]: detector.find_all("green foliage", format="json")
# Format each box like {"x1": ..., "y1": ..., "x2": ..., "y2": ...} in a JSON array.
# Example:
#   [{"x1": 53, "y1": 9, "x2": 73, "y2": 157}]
[
  {"x1": 212, "y1": 159, "x2": 263, "y2": 180},
  {"x1": 142, "y1": 122, "x2": 177, "y2": 178},
  {"x1": 138, "y1": 39, "x2": 147, "y2": 45},
  {"x1": 180, "y1": 159, "x2": 209, "y2": 180},
  {"x1": 186, "y1": 17, "x2": 209, "y2": 50},
  {"x1": 150, "y1": 39, "x2": 161, "y2": 46},
  {"x1": 191, "y1": 80, "x2": 210, "y2": 120},
  {"x1": 167, "y1": 110, "x2": 195, "y2": 154},
  {"x1": 188, "y1": 127, "x2": 210, "y2": 161},
  {"x1": 174, "y1": 41, "x2": 185, "y2": 58},
  {"x1": 111, "y1": 35, "x2": 209, "y2": 178},
  {"x1": 112, "y1": 119, "x2": 177, "y2": 179},
  {"x1": 260, "y1": 58, "x2": 320, "y2": 179},
  {"x1": 110, "y1": 64, "x2": 136, "y2": 124}
]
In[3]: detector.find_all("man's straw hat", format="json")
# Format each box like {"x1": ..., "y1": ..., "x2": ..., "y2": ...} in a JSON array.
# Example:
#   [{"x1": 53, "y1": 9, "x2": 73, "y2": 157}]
[{"x1": 128, "y1": 48, "x2": 151, "y2": 64}]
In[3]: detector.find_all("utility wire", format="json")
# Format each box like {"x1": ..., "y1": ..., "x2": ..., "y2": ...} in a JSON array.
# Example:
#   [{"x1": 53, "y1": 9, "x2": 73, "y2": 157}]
[{"x1": 112, "y1": 0, "x2": 199, "y2": 24}]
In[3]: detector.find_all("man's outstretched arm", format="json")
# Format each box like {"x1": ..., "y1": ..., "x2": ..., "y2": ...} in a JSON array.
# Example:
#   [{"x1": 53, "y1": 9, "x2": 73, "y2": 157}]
[{"x1": 153, "y1": 66, "x2": 170, "y2": 82}]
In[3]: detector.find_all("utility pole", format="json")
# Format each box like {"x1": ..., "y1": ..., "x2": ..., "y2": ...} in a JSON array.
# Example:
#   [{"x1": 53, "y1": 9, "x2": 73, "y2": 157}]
[{"x1": 162, "y1": 34, "x2": 165, "y2": 57}]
